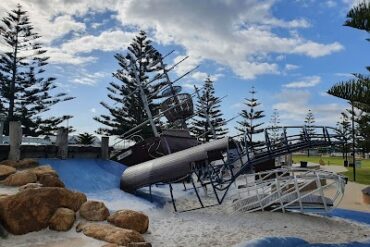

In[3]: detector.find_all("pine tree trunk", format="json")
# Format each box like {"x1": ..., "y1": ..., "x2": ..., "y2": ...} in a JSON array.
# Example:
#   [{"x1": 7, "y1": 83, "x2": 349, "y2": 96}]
[{"x1": 9, "y1": 28, "x2": 19, "y2": 121}]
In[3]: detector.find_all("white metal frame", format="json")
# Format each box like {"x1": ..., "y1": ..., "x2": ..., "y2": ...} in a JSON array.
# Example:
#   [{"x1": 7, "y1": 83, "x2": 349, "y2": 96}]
[{"x1": 229, "y1": 167, "x2": 346, "y2": 214}]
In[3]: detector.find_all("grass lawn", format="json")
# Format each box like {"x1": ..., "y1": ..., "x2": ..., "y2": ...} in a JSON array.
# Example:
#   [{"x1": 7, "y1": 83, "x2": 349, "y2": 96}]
[{"x1": 292, "y1": 154, "x2": 370, "y2": 185}]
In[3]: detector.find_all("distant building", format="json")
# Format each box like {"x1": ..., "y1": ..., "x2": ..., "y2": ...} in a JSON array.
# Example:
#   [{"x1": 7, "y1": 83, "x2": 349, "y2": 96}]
[{"x1": 0, "y1": 135, "x2": 101, "y2": 146}]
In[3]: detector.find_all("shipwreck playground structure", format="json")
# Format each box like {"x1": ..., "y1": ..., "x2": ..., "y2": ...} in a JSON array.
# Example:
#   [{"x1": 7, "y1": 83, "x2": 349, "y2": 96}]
[
  {"x1": 0, "y1": 51, "x2": 348, "y2": 214},
  {"x1": 120, "y1": 125, "x2": 347, "y2": 213}
]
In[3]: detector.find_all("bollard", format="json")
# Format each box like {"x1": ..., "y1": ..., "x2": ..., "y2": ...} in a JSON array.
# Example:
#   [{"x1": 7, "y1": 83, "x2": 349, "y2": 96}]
[
  {"x1": 101, "y1": 136, "x2": 109, "y2": 160},
  {"x1": 56, "y1": 127, "x2": 68, "y2": 159},
  {"x1": 8, "y1": 121, "x2": 22, "y2": 160}
]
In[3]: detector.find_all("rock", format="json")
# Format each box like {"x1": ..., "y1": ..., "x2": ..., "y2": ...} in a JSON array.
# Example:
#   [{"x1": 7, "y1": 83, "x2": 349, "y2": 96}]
[
  {"x1": 0, "y1": 187, "x2": 87, "y2": 234},
  {"x1": 1, "y1": 171, "x2": 37, "y2": 186},
  {"x1": 29, "y1": 165, "x2": 58, "y2": 179},
  {"x1": 0, "y1": 159, "x2": 39, "y2": 169},
  {"x1": 0, "y1": 165, "x2": 16, "y2": 180},
  {"x1": 49, "y1": 208, "x2": 76, "y2": 231},
  {"x1": 18, "y1": 182, "x2": 42, "y2": 191},
  {"x1": 38, "y1": 174, "x2": 64, "y2": 187},
  {"x1": 108, "y1": 210, "x2": 149, "y2": 234},
  {"x1": 77, "y1": 222, "x2": 144, "y2": 246},
  {"x1": 127, "y1": 242, "x2": 152, "y2": 247},
  {"x1": 79, "y1": 201, "x2": 110, "y2": 221},
  {"x1": 71, "y1": 191, "x2": 87, "y2": 211}
]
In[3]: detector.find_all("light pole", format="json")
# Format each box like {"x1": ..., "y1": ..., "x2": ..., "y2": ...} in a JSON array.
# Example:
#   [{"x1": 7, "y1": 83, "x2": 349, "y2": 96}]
[
  {"x1": 0, "y1": 113, "x2": 6, "y2": 144},
  {"x1": 351, "y1": 103, "x2": 356, "y2": 182}
]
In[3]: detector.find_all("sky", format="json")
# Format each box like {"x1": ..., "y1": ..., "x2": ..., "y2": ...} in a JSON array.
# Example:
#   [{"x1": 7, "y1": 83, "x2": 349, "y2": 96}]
[{"x1": 0, "y1": 0, "x2": 369, "y2": 137}]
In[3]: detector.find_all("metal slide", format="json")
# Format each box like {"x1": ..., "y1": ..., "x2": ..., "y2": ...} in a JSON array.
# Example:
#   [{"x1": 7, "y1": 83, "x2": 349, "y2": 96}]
[{"x1": 120, "y1": 137, "x2": 230, "y2": 192}]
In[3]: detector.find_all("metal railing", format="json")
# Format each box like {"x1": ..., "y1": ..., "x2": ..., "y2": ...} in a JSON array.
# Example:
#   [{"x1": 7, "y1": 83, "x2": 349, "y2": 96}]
[
  {"x1": 205, "y1": 125, "x2": 344, "y2": 204},
  {"x1": 229, "y1": 167, "x2": 346, "y2": 213}
]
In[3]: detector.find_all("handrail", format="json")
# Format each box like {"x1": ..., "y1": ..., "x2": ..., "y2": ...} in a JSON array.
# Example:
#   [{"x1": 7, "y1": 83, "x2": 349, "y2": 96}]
[{"x1": 207, "y1": 125, "x2": 344, "y2": 204}]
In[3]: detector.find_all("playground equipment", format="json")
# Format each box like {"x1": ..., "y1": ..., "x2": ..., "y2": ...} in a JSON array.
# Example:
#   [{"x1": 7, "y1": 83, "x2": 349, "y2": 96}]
[
  {"x1": 120, "y1": 125, "x2": 346, "y2": 212},
  {"x1": 230, "y1": 167, "x2": 345, "y2": 214}
]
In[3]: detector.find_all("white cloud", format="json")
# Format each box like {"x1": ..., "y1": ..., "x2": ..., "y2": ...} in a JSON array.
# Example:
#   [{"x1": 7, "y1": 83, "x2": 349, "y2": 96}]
[
  {"x1": 61, "y1": 30, "x2": 136, "y2": 54},
  {"x1": 0, "y1": 0, "x2": 344, "y2": 77},
  {"x1": 285, "y1": 64, "x2": 300, "y2": 71},
  {"x1": 274, "y1": 89, "x2": 344, "y2": 125},
  {"x1": 45, "y1": 30, "x2": 136, "y2": 64},
  {"x1": 334, "y1": 72, "x2": 355, "y2": 78},
  {"x1": 283, "y1": 76, "x2": 321, "y2": 88},
  {"x1": 47, "y1": 47, "x2": 97, "y2": 65},
  {"x1": 90, "y1": 108, "x2": 97, "y2": 113},
  {"x1": 72, "y1": 71, "x2": 109, "y2": 86},
  {"x1": 191, "y1": 72, "x2": 224, "y2": 82},
  {"x1": 114, "y1": 0, "x2": 343, "y2": 79},
  {"x1": 292, "y1": 41, "x2": 343, "y2": 58}
]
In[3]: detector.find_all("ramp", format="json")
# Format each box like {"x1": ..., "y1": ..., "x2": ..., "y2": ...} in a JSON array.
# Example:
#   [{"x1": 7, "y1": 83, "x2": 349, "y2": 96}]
[
  {"x1": 230, "y1": 168, "x2": 345, "y2": 213},
  {"x1": 39, "y1": 159, "x2": 126, "y2": 193}
]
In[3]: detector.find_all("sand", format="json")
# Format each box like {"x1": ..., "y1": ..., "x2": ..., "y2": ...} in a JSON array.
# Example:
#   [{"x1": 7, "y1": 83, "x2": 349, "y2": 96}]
[
  {"x1": 1, "y1": 164, "x2": 370, "y2": 247},
  {"x1": 320, "y1": 164, "x2": 370, "y2": 212}
]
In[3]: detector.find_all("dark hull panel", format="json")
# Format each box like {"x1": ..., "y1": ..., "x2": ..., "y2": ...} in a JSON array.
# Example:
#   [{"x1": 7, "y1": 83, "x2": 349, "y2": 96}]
[{"x1": 112, "y1": 130, "x2": 199, "y2": 166}]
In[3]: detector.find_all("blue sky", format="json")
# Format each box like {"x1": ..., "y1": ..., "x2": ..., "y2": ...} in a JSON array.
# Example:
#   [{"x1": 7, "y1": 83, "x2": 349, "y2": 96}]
[{"x1": 1, "y1": 0, "x2": 369, "y2": 136}]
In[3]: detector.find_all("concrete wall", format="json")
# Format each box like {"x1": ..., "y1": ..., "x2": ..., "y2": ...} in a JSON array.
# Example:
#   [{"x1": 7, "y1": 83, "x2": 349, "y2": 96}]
[{"x1": 0, "y1": 145, "x2": 112, "y2": 161}]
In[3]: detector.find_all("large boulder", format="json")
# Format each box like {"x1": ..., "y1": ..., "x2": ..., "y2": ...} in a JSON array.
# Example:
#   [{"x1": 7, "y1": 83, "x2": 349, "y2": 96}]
[
  {"x1": 0, "y1": 165, "x2": 17, "y2": 180},
  {"x1": 77, "y1": 222, "x2": 144, "y2": 246},
  {"x1": 107, "y1": 210, "x2": 149, "y2": 234},
  {"x1": 29, "y1": 165, "x2": 58, "y2": 179},
  {"x1": 49, "y1": 208, "x2": 76, "y2": 231},
  {"x1": 0, "y1": 159, "x2": 39, "y2": 169},
  {"x1": 1, "y1": 171, "x2": 37, "y2": 186},
  {"x1": 0, "y1": 187, "x2": 87, "y2": 234},
  {"x1": 79, "y1": 201, "x2": 110, "y2": 221},
  {"x1": 38, "y1": 174, "x2": 65, "y2": 187},
  {"x1": 0, "y1": 165, "x2": 16, "y2": 180}
]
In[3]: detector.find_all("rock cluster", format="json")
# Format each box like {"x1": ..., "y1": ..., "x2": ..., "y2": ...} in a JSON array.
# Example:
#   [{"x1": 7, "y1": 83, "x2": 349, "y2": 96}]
[
  {"x1": 0, "y1": 159, "x2": 63, "y2": 188},
  {"x1": 0, "y1": 187, "x2": 86, "y2": 234},
  {"x1": 0, "y1": 159, "x2": 151, "y2": 246},
  {"x1": 0, "y1": 159, "x2": 39, "y2": 169}
]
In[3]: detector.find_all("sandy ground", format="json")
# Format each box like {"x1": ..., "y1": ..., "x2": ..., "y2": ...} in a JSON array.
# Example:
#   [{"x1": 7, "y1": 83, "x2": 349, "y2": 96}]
[
  {"x1": 320, "y1": 165, "x2": 370, "y2": 212},
  {"x1": 1, "y1": 184, "x2": 370, "y2": 247},
  {"x1": 1, "y1": 164, "x2": 370, "y2": 247}
]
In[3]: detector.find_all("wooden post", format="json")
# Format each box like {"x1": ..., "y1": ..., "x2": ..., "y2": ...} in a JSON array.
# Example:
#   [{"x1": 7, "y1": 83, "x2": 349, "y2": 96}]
[
  {"x1": 101, "y1": 136, "x2": 109, "y2": 160},
  {"x1": 56, "y1": 127, "x2": 68, "y2": 159},
  {"x1": 8, "y1": 121, "x2": 22, "y2": 161}
]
